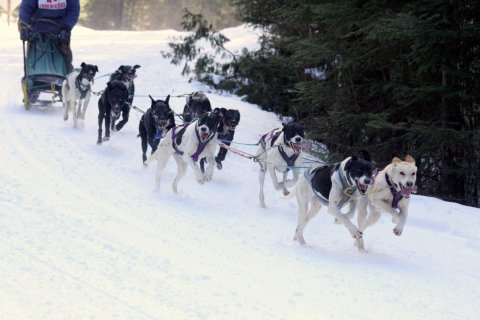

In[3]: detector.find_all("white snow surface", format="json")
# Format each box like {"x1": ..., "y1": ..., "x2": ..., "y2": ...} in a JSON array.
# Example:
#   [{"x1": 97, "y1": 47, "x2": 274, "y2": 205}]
[{"x1": 1, "y1": 18, "x2": 480, "y2": 320}]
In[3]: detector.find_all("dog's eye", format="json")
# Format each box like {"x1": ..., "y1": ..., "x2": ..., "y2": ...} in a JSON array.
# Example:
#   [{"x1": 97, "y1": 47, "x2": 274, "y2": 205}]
[
  {"x1": 400, "y1": 172, "x2": 405, "y2": 176},
  {"x1": 412, "y1": 172, "x2": 416, "y2": 176}
]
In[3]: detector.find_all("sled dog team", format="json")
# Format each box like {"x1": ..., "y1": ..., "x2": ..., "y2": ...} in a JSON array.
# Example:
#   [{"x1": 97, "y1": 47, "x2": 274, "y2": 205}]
[{"x1": 62, "y1": 63, "x2": 418, "y2": 252}]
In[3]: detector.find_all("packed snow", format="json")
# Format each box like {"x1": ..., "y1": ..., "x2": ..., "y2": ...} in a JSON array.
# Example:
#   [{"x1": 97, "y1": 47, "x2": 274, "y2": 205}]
[{"x1": 1, "y1": 16, "x2": 479, "y2": 320}]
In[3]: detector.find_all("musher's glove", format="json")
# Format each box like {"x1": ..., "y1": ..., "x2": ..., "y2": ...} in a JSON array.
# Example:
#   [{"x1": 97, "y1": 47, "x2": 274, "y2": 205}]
[
  {"x1": 18, "y1": 20, "x2": 32, "y2": 41},
  {"x1": 58, "y1": 27, "x2": 71, "y2": 42}
]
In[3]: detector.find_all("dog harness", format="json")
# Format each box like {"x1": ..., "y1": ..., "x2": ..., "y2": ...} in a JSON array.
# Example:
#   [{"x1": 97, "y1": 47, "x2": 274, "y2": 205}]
[
  {"x1": 259, "y1": 129, "x2": 299, "y2": 171},
  {"x1": 259, "y1": 129, "x2": 281, "y2": 149},
  {"x1": 171, "y1": 123, "x2": 215, "y2": 162},
  {"x1": 75, "y1": 74, "x2": 91, "y2": 99},
  {"x1": 304, "y1": 166, "x2": 330, "y2": 206},
  {"x1": 305, "y1": 163, "x2": 357, "y2": 209},
  {"x1": 385, "y1": 173, "x2": 404, "y2": 209}
]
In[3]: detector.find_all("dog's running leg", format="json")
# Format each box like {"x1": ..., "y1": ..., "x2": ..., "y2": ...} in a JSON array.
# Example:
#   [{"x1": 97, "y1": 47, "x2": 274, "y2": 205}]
[
  {"x1": 153, "y1": 152, "x2": 170, "y2": 191},
  {"x1": 172, "y1": 155, "x2": 187, "y2": 194},
  {"x1": 185, "y1": 156, "x2": 205, "y2": 185},
  {"x1": 81, "y1": 94, "x2": 91, "y2": 120},
  {"x1": 73, "y1": 100, "x2": 79, "y2": 128},
  {"x1": 268, "y1": 166, "x2": 283, "y2": 192},
  {"x1": 281, "y1": 171, "x2": 290, "y2": 196},
  {"x1": 115, "y1": 106, "x2": 130, "y2": 132},
  {"x1": 139, "y1": 122, "x2": 149, "y2": 163},
  {"x1": 294, "y1": 193, "x2": 310, "y2": 245},
  {"x1": 199, "y1": 158, "x2": 206, "y2": 173},
  {"x1": 369, "y1": 198, "x2": 402, "y2": 235},
  {"x1": 203, "y1": 155, "x2": 215, "y2": 182},
  {"x1": 355, "y1": 197, "x2": 370, "y2": 251},
  {"x1": 104, "y1": 114, "x2": 111, "y2": 141},
  {"x1": 259, "y1": 164, "x2": 268, "y2": 208},
  {"x1": 294, "y1": 176, "x2": 322, "y2": 245},
  {"x1": 327, "y1": 187, "x2": 362, "y2": 240},
  {"x1": 63, "y1": 98, "x2": 69, "y2": 121},
  {"x1": 97, "y1": 112, "x2": 104, "y2": 144},
  {"x1": 393, "y1": 201, "x2": 409, "y2": 236}
]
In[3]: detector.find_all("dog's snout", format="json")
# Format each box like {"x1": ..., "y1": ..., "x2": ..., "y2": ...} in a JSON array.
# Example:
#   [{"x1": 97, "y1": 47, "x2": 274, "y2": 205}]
[
  {"x1": 364, "y1": 178, "x2": 371, "y2": 185},
  {"x1": 406, "y1": 181, "x2": 413, "y2": 187},
  {"x1": 200, "y1": 126, "x2": 208, "y2": 132},
  {"x1": 295, "y1": 137, "x2": 302, "y2": 143}
]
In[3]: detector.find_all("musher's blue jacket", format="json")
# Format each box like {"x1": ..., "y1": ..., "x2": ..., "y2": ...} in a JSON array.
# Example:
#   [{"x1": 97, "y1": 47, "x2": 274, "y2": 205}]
[{"x1": 19, "y1": 0, "x2": 80, "y2": 33}]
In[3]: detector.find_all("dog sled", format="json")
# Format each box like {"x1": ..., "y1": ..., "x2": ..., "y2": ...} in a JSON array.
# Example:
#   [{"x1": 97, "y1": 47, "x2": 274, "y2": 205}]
[{"x1": 21, "y1": 32, "x2": 68, "y2": 109}]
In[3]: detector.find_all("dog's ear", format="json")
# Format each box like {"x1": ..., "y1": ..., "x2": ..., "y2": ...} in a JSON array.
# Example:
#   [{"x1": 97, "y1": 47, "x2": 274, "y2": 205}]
[
  {"x1": 94, "y1": 65, "x2": 99, "y2": 72},
  {"x1": 149, "y1": 95, "x2": 155, "y2": 105},
  {"x1": 345, "y1": 158, "x2": 352, "y2": 171},
  {"x1": 392, "y1": 157, "x2": 402, "y2": 166},
  {"x1": 165, "y1": 95, "x2": 170, "y2": 105},
  {"x1": 351, "y1": 153, "x2": 358, "y2": 162},
  {"x1": 81, "y1": 62, "x2": 86, "y2": 68},
  {"x1": 119, "y1": 65, "x2": 126, "y2": 72},
  {"x1": 405, "y1": 155, "x2": 416, "y2": 164},
  {"x1": 359, "y1": 149, "x2": 371, "y2": 162},
  {"x1": 134, "y1": 65, "x2": 141, "y2": 69}
]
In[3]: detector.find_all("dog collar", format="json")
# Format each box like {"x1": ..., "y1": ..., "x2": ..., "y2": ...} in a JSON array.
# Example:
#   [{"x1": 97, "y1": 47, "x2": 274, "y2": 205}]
[
  {"x1": 385, "y1": 173, "x2": 404, "y2": 209},
  {"x1": 75, "y1": 75, "x2": 91, "y2": 99}
]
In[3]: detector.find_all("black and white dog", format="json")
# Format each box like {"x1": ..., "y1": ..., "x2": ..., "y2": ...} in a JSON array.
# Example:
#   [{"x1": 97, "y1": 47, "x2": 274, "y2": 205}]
[
  {"x1": 257, "y1": 122, "x2": 306, "y2": 208},
  {"x1": 97, "y1": 80, "x2": 129, "y2": 144},
  {"x1": 290, "y1": 151, "x2": 377, "y2": 248},
  {"x1": 144, "y1": 110, "x2": 221, "y2": 194},
  {"x1": 200, "y1": 108, "x2": 241, "y2": 171},
  {"x1": 138, "y1": 95, "x2": 176, "y2": 163},
  {"x1": 109, "y1": 64, "x2": 141, "y2": 132},
  {"x1": 182, "y1": 91, "x2": 212, "y2": 123},
  {"x1": 62, "y1": 62, "x2": 98, "y2": 127}
]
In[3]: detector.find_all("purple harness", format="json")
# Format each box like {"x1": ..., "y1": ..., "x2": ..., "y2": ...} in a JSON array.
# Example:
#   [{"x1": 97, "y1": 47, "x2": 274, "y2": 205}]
[
  {"x1": 259, "y1": 128, "x2": 281, "y2": 149},
  {"x1": 385, "y1": 173, "x2": 404, "y2": 208},
  {"x1": 171, "y1": 123, "x2": 214, "y2": 162},
  {"x1": 259, "y1": 129, "x2": 299, "y2": 170}
]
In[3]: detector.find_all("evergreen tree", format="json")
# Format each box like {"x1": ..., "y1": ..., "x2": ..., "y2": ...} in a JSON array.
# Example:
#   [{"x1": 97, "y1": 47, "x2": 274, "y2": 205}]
[{"x1": 165, "y1": 0, "x2": 480, "y2": 206}]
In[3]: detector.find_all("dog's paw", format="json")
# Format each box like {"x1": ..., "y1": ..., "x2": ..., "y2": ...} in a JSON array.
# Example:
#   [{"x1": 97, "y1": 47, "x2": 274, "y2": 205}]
[
  {"x1": 349, "y1": 228, "x2": 363, "y2": 240},
  {"x1": 393, "y1": 226, "x2": 403, "y2": 236},
  {"x1": 283, "y1": 189, "x2": 290, "y2": 196},
  {"x1": 216, "y1": 162, "x2": 223, "y2": 170},
  {"x1": 63, "y1": 114, "x2": 68, "y2": 121},
  {"x1": 96, "y1": 139, "x2": 102, "y2": 145},
  {"x1": 204, "y1": 174, "x2": 213, "y2": 182},
  {"x1": 354, "y1": 239, "x2": 368, "y2": 252},
  {"x1": 103, "y1": 136, "x2": 110, "y2": 142}
]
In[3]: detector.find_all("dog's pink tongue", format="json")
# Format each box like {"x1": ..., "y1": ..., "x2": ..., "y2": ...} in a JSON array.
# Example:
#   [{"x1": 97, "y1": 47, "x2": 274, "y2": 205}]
[
  {"x1": 404, "y1": 185, "x2": 418, "y2": 196},
  {"x1": 292, "y1": 143, "x2": 302, "y2": 153},
  {"x1": 358, "y1": 183, "x2": 368, "y2": 193}
]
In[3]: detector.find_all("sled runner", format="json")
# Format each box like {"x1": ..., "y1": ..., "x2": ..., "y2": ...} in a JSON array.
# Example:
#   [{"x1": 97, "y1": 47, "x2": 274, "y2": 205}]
[{"x1": 21, "y1": 32, "x2": 67, "y2": 109}]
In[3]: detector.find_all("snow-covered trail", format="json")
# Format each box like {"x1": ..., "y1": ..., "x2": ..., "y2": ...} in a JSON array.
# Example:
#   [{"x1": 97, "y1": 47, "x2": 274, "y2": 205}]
[{"x1": 1, "y1": 21, "x2": 480, "y2": 319}]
